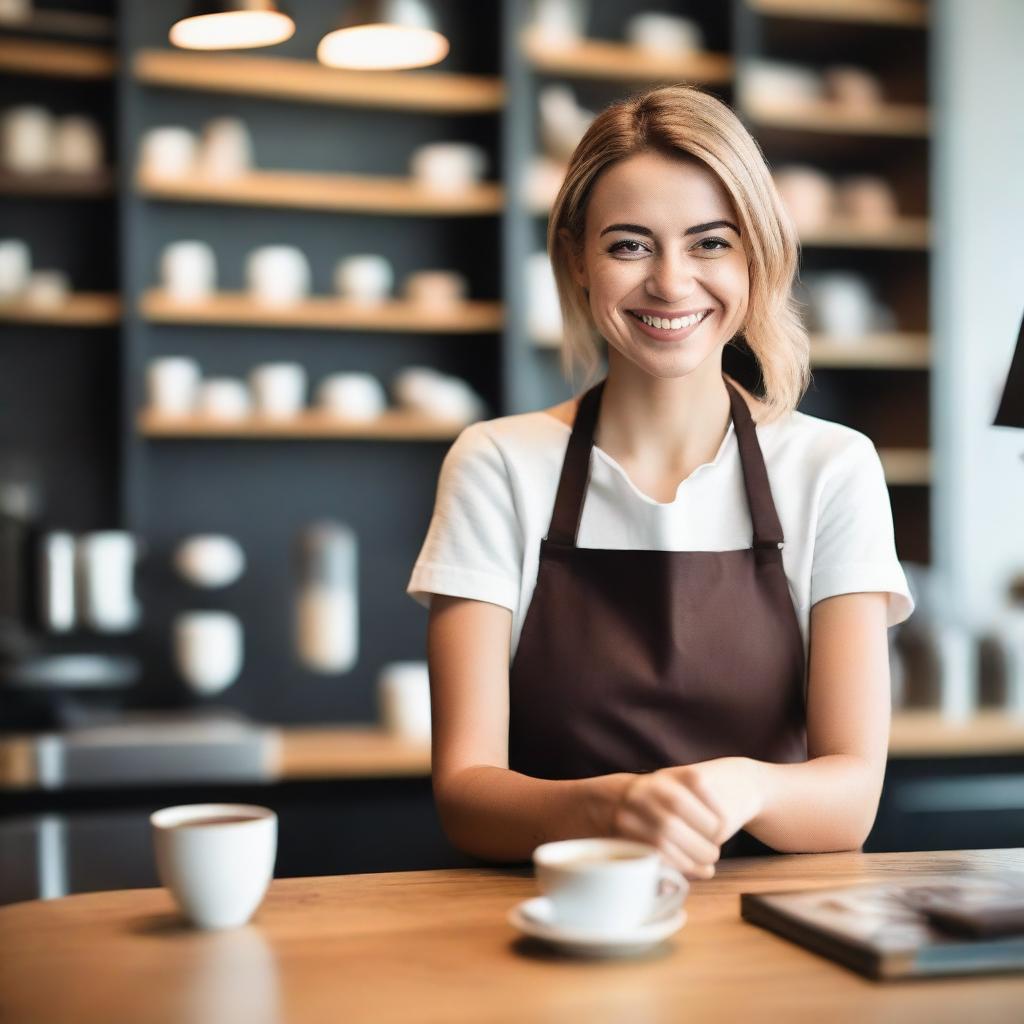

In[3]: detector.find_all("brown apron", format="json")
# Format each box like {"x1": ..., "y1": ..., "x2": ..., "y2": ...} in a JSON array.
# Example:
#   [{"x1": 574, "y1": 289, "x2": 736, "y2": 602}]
[{"x1": 507, "y1": 373, "x2": 807, "y2": 858}]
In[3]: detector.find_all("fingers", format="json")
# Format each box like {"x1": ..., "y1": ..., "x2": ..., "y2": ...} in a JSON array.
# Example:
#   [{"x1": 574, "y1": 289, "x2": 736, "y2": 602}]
[{"x1": 613, "y1": 806, "x2": 713, "y2": 880}]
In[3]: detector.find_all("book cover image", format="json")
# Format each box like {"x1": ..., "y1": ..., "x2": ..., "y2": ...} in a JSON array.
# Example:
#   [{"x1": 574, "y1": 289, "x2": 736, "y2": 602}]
[{"x1": 740, "y1": 873, "x2": 1024, "y2": 980}]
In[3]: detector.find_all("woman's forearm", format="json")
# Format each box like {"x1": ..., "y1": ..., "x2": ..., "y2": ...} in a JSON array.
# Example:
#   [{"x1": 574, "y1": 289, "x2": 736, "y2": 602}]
[
  {"x1": 743, "y1": 753, "x2": 883, "y2": 853},
  {"x1": 435, "y1": 765, "x2": 636, "y2": 863}
]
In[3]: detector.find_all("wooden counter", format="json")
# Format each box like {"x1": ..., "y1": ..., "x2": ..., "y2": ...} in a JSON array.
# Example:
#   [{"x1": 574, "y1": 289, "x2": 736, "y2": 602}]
[{"x1": 0, "y1": 849, "x2": 1020, "y2": 1022}]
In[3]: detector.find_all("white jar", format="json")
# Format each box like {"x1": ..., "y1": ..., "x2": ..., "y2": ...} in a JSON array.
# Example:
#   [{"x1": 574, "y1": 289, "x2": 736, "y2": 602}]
[
  {"x1": 377, "y1": 661, "x2": 431, "y2": 741},
  {"x1": 295, "y1": 522, "x2": 358, "y2": 674}
]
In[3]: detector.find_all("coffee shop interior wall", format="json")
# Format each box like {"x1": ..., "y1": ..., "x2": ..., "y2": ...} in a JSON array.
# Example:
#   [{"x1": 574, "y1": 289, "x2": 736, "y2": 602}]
[{"x1": 4, "y1": 0, "x2": 1022, "y2": 896}]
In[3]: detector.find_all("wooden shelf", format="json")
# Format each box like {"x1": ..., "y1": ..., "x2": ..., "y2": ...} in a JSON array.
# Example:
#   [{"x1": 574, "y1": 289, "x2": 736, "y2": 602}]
[
  {"x1": 879, "y1": 447, "x2": 931, "y2": 485},
  {"x1": 0, "y1": 37, "x2": 115, "y2": 79},
  {"x1": 0, "y1": 293, "x2": 119, "y2": 326},
  {"x1": 748, "y1": 0, "x2": 928, "y2": 27},
  {"x1": 809, "y1": 332, "x2": 929, "y2": 367},
  {"x1": 276, "y1": 726, "x2": 430, "y2": 780},
  {"x1": 799, "y1": 217, "x2": 930, "y2": 249},
  {"x1": 520, "y1": 26, "x2": 733, "y2": 84},
  {"x1": 133, "y1": 48, "x2": 504, "y2": 114},
  {"x1": 139, "y1": 409, "x2": 467, "y2": 441},
  {"x1": 0, "y1": 9, "x2": 114, "y2": 40},
  {"x1": 744, "y1": 97, "x2": 929, "y2": 137},
  {"x1": 140, "y1": 291, "x2": 503, "y2": 333},
  {"x1": 137, "y1": 167, "x2": 504, "y2": 217},
  {"x1": 889, "y1": 710, "x2": 1024, "y2": 757},
  {"x1": 0, "y1": 170, "x2": 114, "y2": 198}
]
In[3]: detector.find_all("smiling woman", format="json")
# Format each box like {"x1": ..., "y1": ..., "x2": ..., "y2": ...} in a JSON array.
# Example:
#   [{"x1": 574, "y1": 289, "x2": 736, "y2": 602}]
[{"x1": 407, "y1": 83, "x2": 914, "y2": 880}]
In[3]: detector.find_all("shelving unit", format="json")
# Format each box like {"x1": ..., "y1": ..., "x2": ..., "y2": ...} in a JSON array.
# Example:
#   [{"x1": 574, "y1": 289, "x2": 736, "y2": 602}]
[
  {"x1": 743, "y1": 98, "x2": 929, "y2": 137},
  {"x1": 809, "y1": 333, "x2": 929, "y2": 368},
  {"x1": 747, "y1": 0, "x2": 928, "y2": 28},
  {"x1": 0, "y1": 293, "x2": 120, "y2": 326},
  {"x1": 0, "y1": 37, "x2": 115, "y2": 79},
  {"x1": 0, "y1": 170, "x2": 115, "y2": 197}
]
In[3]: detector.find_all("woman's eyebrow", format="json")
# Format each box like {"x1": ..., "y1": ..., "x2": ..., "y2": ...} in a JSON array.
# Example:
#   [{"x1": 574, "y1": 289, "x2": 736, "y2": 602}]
[{"x1": 598, "y1": 220, "x2": 741, "y2": 238}]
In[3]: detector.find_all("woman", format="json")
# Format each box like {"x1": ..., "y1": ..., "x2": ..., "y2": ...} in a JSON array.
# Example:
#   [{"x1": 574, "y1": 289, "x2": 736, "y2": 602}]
[{"x1": 406, "y1": 84, "x2": 914, "y2": 881}]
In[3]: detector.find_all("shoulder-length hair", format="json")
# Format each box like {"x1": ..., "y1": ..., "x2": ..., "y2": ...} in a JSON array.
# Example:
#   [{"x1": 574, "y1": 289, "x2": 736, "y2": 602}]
[{"x1": 548, "y1": 83, "x2": 810, "y2": 422}]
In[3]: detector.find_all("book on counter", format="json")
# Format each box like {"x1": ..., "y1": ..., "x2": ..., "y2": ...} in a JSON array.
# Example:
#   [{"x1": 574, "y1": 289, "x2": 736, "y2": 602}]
[{"x1": 740, "y1": 871, "x2": 1024, "y2": 980}]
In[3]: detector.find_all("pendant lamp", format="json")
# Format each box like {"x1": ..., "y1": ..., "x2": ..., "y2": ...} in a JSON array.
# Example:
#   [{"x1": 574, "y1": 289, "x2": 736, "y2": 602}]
[
  {"x1": 317, "y1": 0, "x2": 449, "y2": 70},
  {"x1": 170, "y1": 1, "x2": 295, "y2": 51}
]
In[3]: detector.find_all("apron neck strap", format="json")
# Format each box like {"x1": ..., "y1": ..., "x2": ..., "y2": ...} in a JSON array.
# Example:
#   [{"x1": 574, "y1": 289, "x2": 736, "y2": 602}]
[{"x1": 547, "y1": 374, "x2": 785, "y2": 550}]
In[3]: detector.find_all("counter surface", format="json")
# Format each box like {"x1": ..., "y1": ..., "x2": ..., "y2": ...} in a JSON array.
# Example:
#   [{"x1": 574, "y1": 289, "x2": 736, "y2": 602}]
[{"x1": 1, "y1": 848, "x2": 1022, "y2": 1022}]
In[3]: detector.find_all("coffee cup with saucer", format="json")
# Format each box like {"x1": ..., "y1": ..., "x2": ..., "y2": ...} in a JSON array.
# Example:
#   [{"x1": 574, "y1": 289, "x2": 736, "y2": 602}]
[{"x1": 508, "y1": 838, "x2": 688, "y2": 957}]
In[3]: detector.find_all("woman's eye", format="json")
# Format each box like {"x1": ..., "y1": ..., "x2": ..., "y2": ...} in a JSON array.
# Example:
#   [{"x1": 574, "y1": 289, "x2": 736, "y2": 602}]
[
  {"x1": 697, "y1": 237, "x2": 729, "y2": 252},
  {"x1": 608, "y1": 240, "x2": 649, "y2": 255}
]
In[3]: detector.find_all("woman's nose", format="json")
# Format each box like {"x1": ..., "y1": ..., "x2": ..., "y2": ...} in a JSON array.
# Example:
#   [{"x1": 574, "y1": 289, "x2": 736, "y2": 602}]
[{"x1": 645, "y1": 253, "x2": 697, "y2": 303}]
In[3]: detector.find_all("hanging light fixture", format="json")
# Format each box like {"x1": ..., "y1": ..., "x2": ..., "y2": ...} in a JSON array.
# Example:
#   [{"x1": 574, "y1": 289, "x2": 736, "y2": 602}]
[
  {"x1": 170, "y1": 1, "x2": 295, "y2": 51},
  {"x1": 317, "y1": 0, "x2": 449, "y2": 70}
]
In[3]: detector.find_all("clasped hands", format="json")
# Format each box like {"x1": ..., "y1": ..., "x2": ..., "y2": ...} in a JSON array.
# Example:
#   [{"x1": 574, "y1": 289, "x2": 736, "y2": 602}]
[{"x1": 608, "y1": 756, "x2": 766, "y2": 880}]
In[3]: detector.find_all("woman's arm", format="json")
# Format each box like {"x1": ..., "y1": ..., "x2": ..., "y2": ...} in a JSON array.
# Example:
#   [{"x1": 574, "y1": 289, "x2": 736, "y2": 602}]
[
  {"x1": 714, "y1": 590, "x2": 893, "y2": 853},
  {"x1": 428, "y1": 594, "x2": 635, "y2": 862}
]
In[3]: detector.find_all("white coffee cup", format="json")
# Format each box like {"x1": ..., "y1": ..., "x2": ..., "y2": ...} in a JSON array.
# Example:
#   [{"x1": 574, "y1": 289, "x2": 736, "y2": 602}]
[
  {"x1": 392, "y1": 367, "x2": 484, "y2": 423},
  {"x1": 52, "y1": 115, "x2": 103, "y2": 175},
  {"x1": 76, "y1": 531, "x2": 139, "y2": 633},
  {"x1": 246, "y1": 245, "x2": 310, "y2": 306},
  {"x1": 410, "y1": 142, "x2": 487, "y2": 193},
  {"x1": 377, "y1": 661, "x2": 431, "y2": 741},
  {"x1": 160, "y1": 240, "x2": 217, "y2": 304},
  {"x1": 24, "y1": 269, "x2": 70, "y2": 309},
  {"x1": 403, "y1": 269, "x2": 468, "y2": 309},
  {"x1": 174, "y1": 534, "x2": 247, "y2": 588},
  {"x1": 316, "y1": 372, "x2": 386, "y2": 420},
  {"x1": 198, "y1": 117, "x2": 253, "y2": 180},
  {"x1": 530, "y1": 0, "x2": 589, "y2": 46},
  {"x1": 625, "y1": 13, "x2": 703, "y2": 56},
  {"x1": 198, "y1": 377, "x2": 251, "y2": 420},
  {"x1": 2, "y1": 105, "x2": 54, "y2": 174},
  {"x1": 533, "y1": 838, "x2": 687, "y2": 933},
  {"x1": 150, "y1": 803, "x2": 277, "y2": 930},
  {"x1": 525, "y1": 251, "x2": 562, "y2": 341},
  {"x1": 334, "y1": 254, "x2": 393, "y2": 304},
  {"x1": 147, "y1": 357, "x2": 201, "y2": 415},
  {"x1": 140, "y1": 126, "x2": 198, "y2": 180},
  {"x1": 0, "y1": 238, "x2": 31, "y2": 299},
  {"x1": 806, "y1": 271, "x2": 874, "y2": 340},
  {"x1": 250, "y1": 362, "x2": 307, "y2": 418},
  {"x1": 174, "y1": 611, "x2": 244, "y2": 694}
]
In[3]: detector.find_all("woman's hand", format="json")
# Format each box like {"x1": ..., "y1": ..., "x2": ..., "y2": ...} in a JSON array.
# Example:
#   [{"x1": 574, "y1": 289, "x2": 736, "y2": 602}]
[{"x1": 606, "y1": 758, "x2": 765, "y2": 880}]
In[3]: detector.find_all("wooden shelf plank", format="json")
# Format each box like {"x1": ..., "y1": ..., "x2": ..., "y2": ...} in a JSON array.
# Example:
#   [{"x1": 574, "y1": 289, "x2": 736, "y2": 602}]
[
  {"x1": 0, "y1": 37, "x2": 115, "y2": 79},
  {"x1": 889, "y1": 709, "x2": 1024, "y2": 757},
  {"x1": 520, "y1": 26, "x2": 733, "y2": 84},
  {"x1": 140, "y1": 291, "x2": 503, "y2": 333},
  {"x1": 133, "y1": 49, "x2": 504, "y2": 113},
  {"x1": 0, "y1": 170, "x2": 114, "y2": 197},
  {"x1": 276, "y1": 726, "x2": 430, "y2": 780},
  {"x1": 799, "y1": 217, "x2": 930, "y2": 249},
  {"x1": 744, "y1": 97, "x2": 929, "y2": 137},
  {"x1": 138, "y1": 409, "x2": 468, "y2": 441},
  {"x1": 879, "y1": 447, "x2": 931, "y2": 485},
  {"x1": 748, "y1": 0, "x2": 928, "y2": 27},
  {"x1": 809, "y1": 332, "x2": 930, "y2": 367},
  {"x1": 0, "y1": 293, "x2": 119, "y2": 326},
  {"x1": 137, "y1": 167, "x2": 504, "y2": 216},
  {"x1": 0, "y1": 9, "x2": 114, "y2": 40}
]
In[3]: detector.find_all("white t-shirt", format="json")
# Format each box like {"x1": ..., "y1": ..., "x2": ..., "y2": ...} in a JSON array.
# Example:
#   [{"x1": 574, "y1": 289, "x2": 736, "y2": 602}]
[{"x1": 406, "y1": 404, "x2": 915, "y2": 682}]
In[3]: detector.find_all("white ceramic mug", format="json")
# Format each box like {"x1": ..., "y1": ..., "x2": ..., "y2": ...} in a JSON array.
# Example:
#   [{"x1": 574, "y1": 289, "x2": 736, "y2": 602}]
[
  {"x1": 0, "y1": 238, "x2": 30, "y2": 299},
  {"x1": 198, "y1": 117, "x2": 253, "y2": 180},
  {"x1": 377, "y1": 661, "x2": 431, "y2": 741},
  {"x1": 24, "y1": 269, "x2": 70, "y2": 309},
  {"x1": 52, "y1": 115, "x2": 103, "y2": 175},
  {"x1": 147, "y1": 357, "x2": 201, "y2": 415},
  {"x1": 806, "y1": 271, "x2": 874, "y2": 341},
  {"x1": 316, "y1": 372, "x2": 386, "y2": 420},
  {"x1": 530, "y1": 0, "x2": 590, "y2": 46},
  {"x1": 2, "y1": 105, "x2": 54, "y2": 174},
  {"x1": 403, "y1": 269, "x2": 468, "y2": 308},
  {"x1": 198, "y1": 377, "x2": 251, "y2": 420},
  {"x1": 525, "y1": 251, "x2": 562, "y2": 341},
  {"x1": 160, "y1": 240, "x2": 217, "y2": 303},
  {"x1": 533, "y1": 838, "x2": 687, "y2": 933},
  {"x1": 250, "y1": 362, "x2": 307, "y2": 418},
  {"x1": 246, "y1": 246, "x2": 310, "y2": 306},
  {"x1": 334, "y1": 254, "x2": 393, "y2": 304},
  {"x1": 173, "y1": 534, "x2": 247, "y2": 589},
  {"x1": 140, "y1": 126, "x2": 198, "y2": 179},
  {"x1": 774, "y1": 164, "x2": 835, "y2": 234},
  {"x1": 624, "y1": 13, "x2": 703, "y2": 56},
  {"x1": 173, "y1": 611, "x2": 244, "y2": 694},
  {"x1": 76, "y1": 531, "x2": 139, "y2": 633},
  {"x1": 410, "y1": 142, "x2": 487, "y2": 193},
  {"x1": 150, "y1": 803, "x2": 277, "y2": 930},
  {"x1": 391, "y1": 367, "x2": 483, "y2": 423}
]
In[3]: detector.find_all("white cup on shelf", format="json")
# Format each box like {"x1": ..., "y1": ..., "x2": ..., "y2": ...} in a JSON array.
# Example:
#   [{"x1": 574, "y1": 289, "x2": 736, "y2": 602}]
[
  {"x1": 52, "y1": 115, "x2": 103, "y2": 175},
  {"x1": 140, "y1": 126, "x2": 198, "y2": 180},
  {"x1": 147, "y1": 357, "x2": 201, "y2": 415},
  {"x1": 198, "y1": 117, "x2": 253, "y2": 180},
  {"x1": 377, "y1": 661, "x2": 432, "y2": 741},
  {"x1": 402, "y1": 269, "x2": 468, "y2": 309},
  {"x1": 198, "y1": 377, "x2": 251, "y2": 420},
  {"x1": 250, "y1": 362, "x2": 307, "y2": 418},
  {"x1": 246, "y1": 246, "x2": 311, "y2": 307},
  {"x1": 160, "y1": 240, "x2": 217, "y2": 304},
  {"x1": 24, "y1": 269, "x2": 70, "y2": 309},
  {"x1": 2, "y1": 105, "x2": 54, "y2": 174},
  {"x1": 173, "y1": 611, "x2": 244, "y2": 695},
  {"x1": 624, "y1": 13, "x2": 703, "y2": 56},
  {"x1": 0, "y1": 238, "x2": 31, "y2": 299},
  {"x1": 410, "y1": 142, "x2": 487, "y2": 194},
  {"x1": 316, "y1": 372, "x2": 387, "y2": 421},
  {"x1": 76, "y1": 531, "x2": 139, "y2": 633},
  {"x1": 334, "y1": 254, "x2": 393, "y2": 305}
]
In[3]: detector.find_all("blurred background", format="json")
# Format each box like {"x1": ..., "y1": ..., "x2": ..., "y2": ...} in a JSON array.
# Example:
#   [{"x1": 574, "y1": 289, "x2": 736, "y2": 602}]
[{"x1": 1, "y1": 0, "x2": 1022, "y2": 904}]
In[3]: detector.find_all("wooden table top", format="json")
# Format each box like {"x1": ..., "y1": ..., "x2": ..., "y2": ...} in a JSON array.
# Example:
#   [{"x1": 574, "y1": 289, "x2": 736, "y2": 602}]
[{"x1": 1, "y1": 849, "x2": 1021, "y2": 1023}]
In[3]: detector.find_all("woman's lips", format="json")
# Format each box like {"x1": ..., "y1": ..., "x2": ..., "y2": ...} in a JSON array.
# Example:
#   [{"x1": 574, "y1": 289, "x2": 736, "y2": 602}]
[{"x1": 627, "y1": 309, "x2": 713, "y2": 342}]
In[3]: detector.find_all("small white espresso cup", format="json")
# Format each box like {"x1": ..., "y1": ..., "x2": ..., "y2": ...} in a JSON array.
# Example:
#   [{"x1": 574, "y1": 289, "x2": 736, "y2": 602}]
[
  {"x1": 147, "y1": 356, "x2": 201, "y2": 415},
  {"x1": 334, "y1": 254, "x2": 393, "y2": 304},
  {"x1": 316, "y1": 372, "x2": 386, "y2": 420},
  {"x1": 173, "y1": 610, "x2": 244, "y2": 695},
  {"x1": 532, "y1": 838, "x2": 687, "y2": 933},
  {"x1": 150, "y1": 803, "x2": 277, "y2": 930},
  {"x1": 250, "y1": 361, "x2": 307, "y2": 418},
  {"x1": 377, "y1": 660, "x2": 432, "y2": 741},
  {"x1": 410, "y1": 142, "x2": 487, "y2": 193},
  {"x1": 160, "y1": 240, "x2": 216, "y2": 303},
  {"x1": 246, "y1": 245, "x2": 310, "y2": 306}
]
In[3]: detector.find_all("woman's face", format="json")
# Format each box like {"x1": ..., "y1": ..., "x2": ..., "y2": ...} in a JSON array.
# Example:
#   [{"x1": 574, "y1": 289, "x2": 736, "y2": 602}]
[{"x1": 562, "y1": 149, "x2": 750, "y2": 381}]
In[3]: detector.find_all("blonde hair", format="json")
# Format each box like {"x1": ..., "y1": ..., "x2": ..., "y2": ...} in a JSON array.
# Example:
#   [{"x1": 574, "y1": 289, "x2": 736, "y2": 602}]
[{"x1": 547, "y1": 83, "x2": 810, "y2": 423}]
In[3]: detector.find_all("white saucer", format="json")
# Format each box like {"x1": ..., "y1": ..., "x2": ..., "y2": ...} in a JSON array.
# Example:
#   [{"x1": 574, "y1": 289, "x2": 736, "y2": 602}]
[{"x1": 507, "y1": 896, "x2": 687, "y2": 957}]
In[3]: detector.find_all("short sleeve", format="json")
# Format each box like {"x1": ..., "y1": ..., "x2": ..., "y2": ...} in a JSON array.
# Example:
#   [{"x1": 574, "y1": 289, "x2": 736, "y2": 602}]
[
  {"x1": 809, "y1": 433, "x2": 915, "y2": 627},
  {"x1": 406, "y1": 422, "x2": 522, "y2": 612}
]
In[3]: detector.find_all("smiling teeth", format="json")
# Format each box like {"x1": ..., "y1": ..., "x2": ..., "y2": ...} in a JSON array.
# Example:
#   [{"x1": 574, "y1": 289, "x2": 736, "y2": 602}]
[{"x1": 638, "y1": 311, "x2": 708, "y2": 330}]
